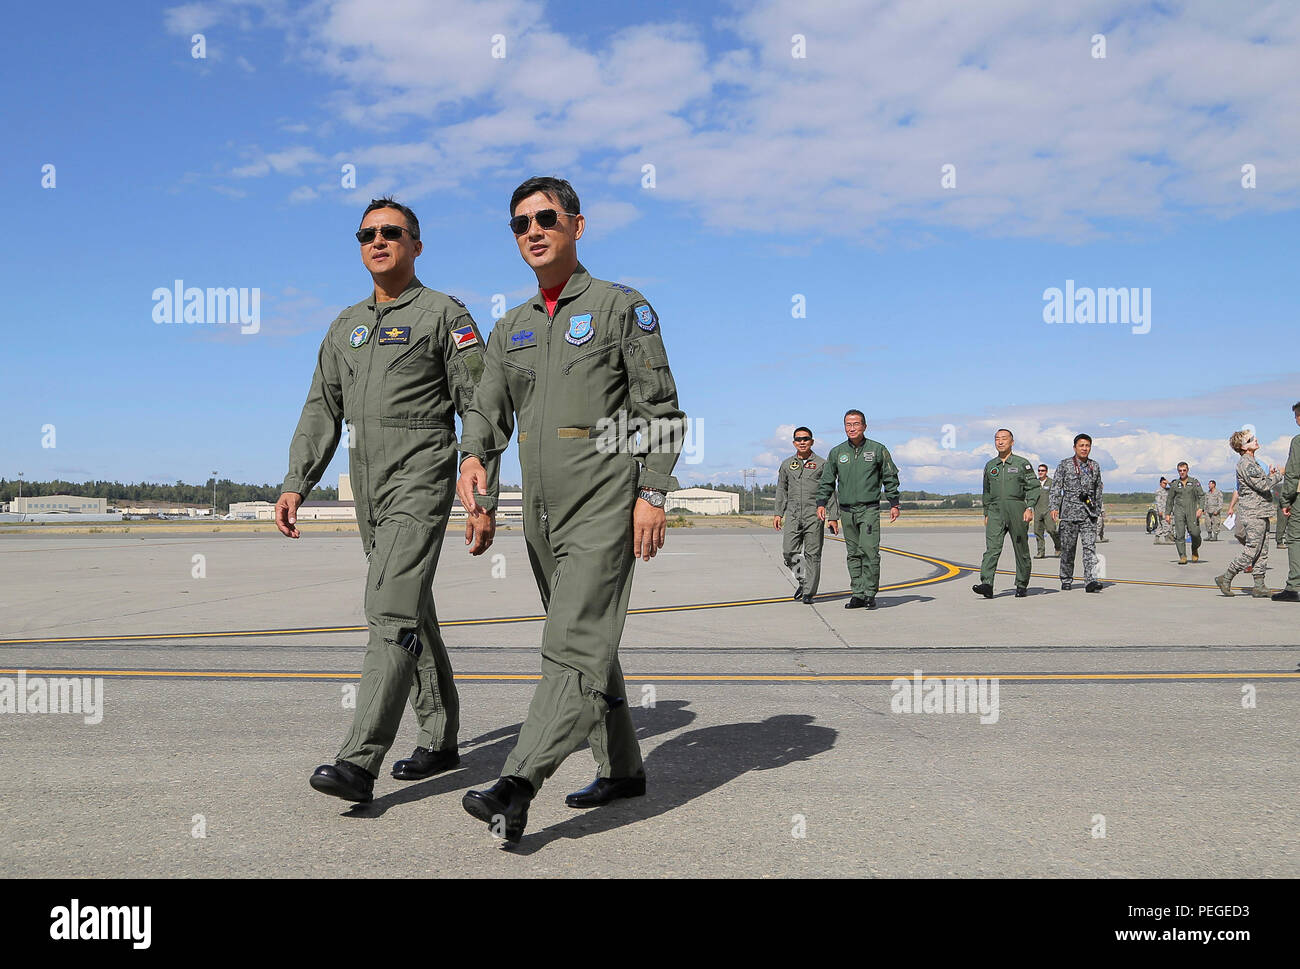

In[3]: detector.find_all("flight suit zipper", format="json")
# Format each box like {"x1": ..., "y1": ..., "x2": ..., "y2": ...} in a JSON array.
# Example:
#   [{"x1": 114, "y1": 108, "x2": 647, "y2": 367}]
[
  {"x1": 385, "y1": 334, "x2": 429, "y2": 372},
  {"x1": 562, "y1": 342, "x2": 615, "y2": 374}
]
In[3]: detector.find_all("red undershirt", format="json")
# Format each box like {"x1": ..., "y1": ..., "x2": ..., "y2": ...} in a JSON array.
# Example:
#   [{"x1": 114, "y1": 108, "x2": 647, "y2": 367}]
[{"x1": 541, "y1": 275, "x2": 571, "y2": 316}]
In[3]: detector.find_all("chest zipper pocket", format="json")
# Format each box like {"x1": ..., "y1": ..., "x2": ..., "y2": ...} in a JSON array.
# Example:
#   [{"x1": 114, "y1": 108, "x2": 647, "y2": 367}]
[
  {"x1": 562, "y1": 342, "x2": 616, "y2": 375},
  {"x1": 503, "y1": 360, "x2": 535, "y2": 379},
  {"x1": 385, "y1": 334, "x2": 430, "y2": 372}
]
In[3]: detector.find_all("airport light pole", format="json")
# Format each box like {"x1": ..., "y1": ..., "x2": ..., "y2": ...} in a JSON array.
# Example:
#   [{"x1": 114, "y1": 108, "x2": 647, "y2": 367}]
[{"x1": 212, "y1": 470, "x2": 218, "y2": 518}]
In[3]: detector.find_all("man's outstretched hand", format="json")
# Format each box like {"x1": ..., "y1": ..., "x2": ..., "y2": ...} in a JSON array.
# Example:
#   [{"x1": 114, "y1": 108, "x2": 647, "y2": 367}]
[
  {"x1": 457, "y1": 456, "x2": 489, "y2": 515},
  {"x1": 465, "y1": 509, "x2": 496, "y2": 555},
  {"x1": 275, "y1": 492, "x2": 302, "y2": 538}
]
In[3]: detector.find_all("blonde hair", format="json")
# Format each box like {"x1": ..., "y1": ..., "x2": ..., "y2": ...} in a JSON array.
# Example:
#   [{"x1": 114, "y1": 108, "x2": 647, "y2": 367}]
[{"x1": 1229, "y1": 430, "x2": 1250, "y2": 454}]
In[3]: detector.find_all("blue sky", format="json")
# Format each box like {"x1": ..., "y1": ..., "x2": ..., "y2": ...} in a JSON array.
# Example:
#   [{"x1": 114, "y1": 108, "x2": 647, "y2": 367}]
[{"x1": 3, "y1": 0, "x2": 1298, "y2": 494}]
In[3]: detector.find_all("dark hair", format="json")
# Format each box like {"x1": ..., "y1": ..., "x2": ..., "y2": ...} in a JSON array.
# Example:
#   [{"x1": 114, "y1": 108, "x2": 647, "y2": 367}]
[
  {"x1": 1073, "y1": 433, "x2": 1092, "y2": 446},
  {"x1": 1209, "y1": 480, "x2": 1216, "y2": 486},
  {"x1": 1293, "y1": 401, "x2": 1300, "y2": 415},
  {"x1": 361, "y1": 195, "x2": 420, "y2": 240},
  {"x1": 996, "y1": 428, "x2": 1014, "y2": 439},
  {"x1": 1160, "y1": 476, "x2": 1168, "y2": 484},
  {"x1": 1037, "y1": 464, "x2": 1048, "y2": 471},
  {"x1": 793, "y1": 427, "x2": 813, "y2": 438},
  {"x1": 510, "y1": 176, "x2": 580, "y2": 217},
  {"x1": 844, "y1": 410, "x2": 865, "y2": 423},
  {"x1": 1177, "y1": 461, "x2": 1189, "y2": 470}
]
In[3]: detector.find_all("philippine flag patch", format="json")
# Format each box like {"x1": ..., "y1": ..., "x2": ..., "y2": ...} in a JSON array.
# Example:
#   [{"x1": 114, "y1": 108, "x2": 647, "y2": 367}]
[{"x1": 451, "y1": 325, "x2": 479, "y2": 350}]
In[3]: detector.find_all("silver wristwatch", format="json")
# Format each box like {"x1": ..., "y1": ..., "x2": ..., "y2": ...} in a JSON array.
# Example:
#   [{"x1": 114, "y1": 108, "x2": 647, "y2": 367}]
[{"x1": 638, "y1": 488, "x2": 666, "y2": 508}]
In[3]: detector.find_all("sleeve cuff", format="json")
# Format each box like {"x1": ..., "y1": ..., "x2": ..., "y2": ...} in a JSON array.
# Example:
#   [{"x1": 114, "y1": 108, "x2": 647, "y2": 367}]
[
  {"x1": 639, "y1": 468, "x2": 679, "y2": 493},
  {"x1": 281, "y1": 477, "x2": 308, "y2": 497}
]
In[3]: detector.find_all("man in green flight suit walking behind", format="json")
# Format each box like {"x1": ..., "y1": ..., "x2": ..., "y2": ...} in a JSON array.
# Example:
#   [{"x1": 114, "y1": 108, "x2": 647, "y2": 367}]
[
  {"x1": 1271, "y1": 401, "x2": 1300, "y2": 602},
  {"x1": 774, "y1": 426, "x2": 839, "y2": 603},
  {"x1": 1033, "y1": 462, "x2": 1059, "y2": 558},
  {"x1": 972, "y1": 429, "x2": 1041, "y2": 599},
  {"x1": 457, "y1": 176, "x2": 686, "y2": 844},
  {"x1": 1165, "y1": 461, "x2": 1205, "y2": 565},
  {"x1": 277, "y1": 196, "x2": 498, "y2": 804},
  {"x1": 816, "y1": 410, "x2": 901, "y2": 610}
]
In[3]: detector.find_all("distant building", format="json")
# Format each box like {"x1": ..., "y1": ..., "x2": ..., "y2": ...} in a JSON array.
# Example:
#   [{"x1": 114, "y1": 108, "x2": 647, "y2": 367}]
[
  {"x1": 665, "y1": 488, "x2": 740, "y2": 515},
  {"x1": 11, "y1": 495, "x2": 108, "y2": 514},
  {"x1": 339, "y1": 474, "x2": 353, "y2": 502}
]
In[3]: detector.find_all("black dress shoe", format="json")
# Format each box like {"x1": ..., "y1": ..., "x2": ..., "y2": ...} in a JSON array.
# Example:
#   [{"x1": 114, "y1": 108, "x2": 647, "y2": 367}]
[
  {"x1": 565, "y1": 775, "x2": 647, "y2": 808},
  {"x1": 1014, "y1": 587, "x2": 1027, "y2": 598},
  {"x1": 309, "y1": 761, "x2": 375, "y2": 803},
  {"x1": 801, "y1": 594, "x2": 815, "y2": 604},
  {"x1": 462, "y1": 776, "x2": 534, "y2": 845},
  {"x1": 1085, "y1": 580, "x2": 1103, "y2": 593},
  {"x1": 792, "y1": 590, "x2": 803, "y2": 601},
  {"x1": 844, "y1": 596, "x2": 866, "y2": 609},
  {"x1": 865, "y1": 596, "x2": 877, "y2": 609},
  {"x1": 1271, "y1": 589, "x2": 1300, "y2": 602},
  {"x1": 972, "y1": 583, "x2": 993, "y2": 599},
  {"x1": 1060, "y1": 581, "x2": 1072, "y2": 591},
  {"x1": 391, "y1": 746, "x2": 460, "y2": 780}
]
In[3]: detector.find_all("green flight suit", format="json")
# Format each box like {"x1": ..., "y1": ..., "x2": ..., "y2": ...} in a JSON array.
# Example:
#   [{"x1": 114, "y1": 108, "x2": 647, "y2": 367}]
[
  {"x1": 816, "y1": 437, "x2": 901, "y2": 598},
  {"x1": 1283, "y1": 434, "x2": 1300, "y2": 591},
  {"x1": 282, "y1": 278, "x2": 496, "y2": 777},
  {"x1": 775, "y1": 451, "x2": 839, "y2": 598},
  {"x1": 980, "y1": 452, "x2": 1041, "y2": 589},
  {"x1": 1033, "y1": 474, "x2": 1059, "y2": 555},
  {"x1": 1168, "y1": 475, "x2": 1204, "y2": 558},
  {"x1": 460, "y1": 264, "x2": 684, "y2": 792}
]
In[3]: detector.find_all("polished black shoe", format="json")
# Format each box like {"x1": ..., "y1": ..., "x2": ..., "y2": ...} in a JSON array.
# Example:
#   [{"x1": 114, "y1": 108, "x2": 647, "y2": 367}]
[
  {"x1": 844, "y1": 596, "x2": 867, "y2": 609},
  {"x1": 565, "y1": 775, "x2": 647, "y2": 808},
  {"x1": 1061, "y1": 581, "x2": 1072, "y2": 591},
  {"x1": 462, "y1": 776, "x2": 534, "y2": 845},
  {"x1": 972, "y1": 583, "x2": 993, "y2": 599},
  {"x1": 391, "y1": 746, "x2": 460, "y2": 780},
  {"x1": 1271, "y1": 589, "x2": 1300, "y2": 602},
  {"x1": 865, "y1": 596, "x2": 877, "y2": 609},
  {"x1": 309, "y1": 761, "x2": 375, "y2": 803},
  {"x1": 1014, "y1": 586, "x2": 1027, "y2": 598},
  {"x1": 801, "y1": 594, "x2": 815, "y2": 604},
  {"x1": 792, "y1": 590, "x2": 804, "y2": 601},
  {"x1": 1085, "y1": 580, "x2": 1103, "y2": 593}
]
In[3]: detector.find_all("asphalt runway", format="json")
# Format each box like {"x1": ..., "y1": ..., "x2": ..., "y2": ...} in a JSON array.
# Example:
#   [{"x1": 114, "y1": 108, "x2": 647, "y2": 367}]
[{"x1": 1, "y1": 525, "x2": 1296, "y2": 877}]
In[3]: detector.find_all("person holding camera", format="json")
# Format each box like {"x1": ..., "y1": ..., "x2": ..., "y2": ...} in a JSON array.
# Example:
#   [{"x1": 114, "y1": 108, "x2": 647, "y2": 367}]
[{"x1": 1049, "y1": 433, "x2": 1104, "y2": 593}]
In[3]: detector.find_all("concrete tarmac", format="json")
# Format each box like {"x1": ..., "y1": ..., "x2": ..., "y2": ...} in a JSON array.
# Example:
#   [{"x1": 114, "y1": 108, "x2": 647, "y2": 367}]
[{"x1": 1, "y1": 525, "x2": 1296, "y2": 877}]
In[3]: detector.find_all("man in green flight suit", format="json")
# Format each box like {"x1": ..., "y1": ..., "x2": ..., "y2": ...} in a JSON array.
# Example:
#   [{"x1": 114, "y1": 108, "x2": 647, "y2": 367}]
[
  {"x1": 1033, "y1": 462, "x2": 1059, "y2": 558},
  {"x1": 1165, "y1": 461, "x2": 1204, "y2": 565},
  {"x1": 774, "y1": 426, "x2": 839, "y2": 603},
  {"x1": 456, "y1": 176, "x2": 686, "y2": 845},
  {"x1": 816, "y1": 410, "x2": 901, "y2": 610},
  {"x1": 972, "y1": 429, "x2": 1041, "y2": 599},
  {"x1": 1271, "y1": 401, "x2": 1300, "y2": 602},
  {"x1": 276, "y1": 196, "x2": 499, "y2": 804}
]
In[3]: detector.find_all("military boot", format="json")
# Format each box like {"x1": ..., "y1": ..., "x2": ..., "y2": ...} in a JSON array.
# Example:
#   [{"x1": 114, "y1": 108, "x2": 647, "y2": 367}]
[
  {"x1": 1251, "y1": 575, "x2": 1271, "y2": 599},
  {"x1": 1214, "y1": 573, "x2": 1235, "y2": 597}
]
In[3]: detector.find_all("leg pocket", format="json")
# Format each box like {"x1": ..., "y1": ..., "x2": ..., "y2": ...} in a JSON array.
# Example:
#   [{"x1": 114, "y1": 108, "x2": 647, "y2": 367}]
[{"x1": 368, "y1": 518, "x2": 437, "y2": 626}]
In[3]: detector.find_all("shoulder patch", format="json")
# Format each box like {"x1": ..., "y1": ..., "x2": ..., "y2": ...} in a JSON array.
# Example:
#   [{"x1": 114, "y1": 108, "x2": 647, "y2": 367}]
[
  {"x1": 451, "y1": 325, "x2": 479, "y2": 350},
  {"x1": 448, "y1": 295, "x2": 465, "y2": 308},
  {"x1": 633, "y1": 304, "x2": 658, "y2": 331}
]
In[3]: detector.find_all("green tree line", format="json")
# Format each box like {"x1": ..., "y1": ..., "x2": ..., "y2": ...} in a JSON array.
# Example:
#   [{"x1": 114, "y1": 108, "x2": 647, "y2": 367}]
[{"x1": 0, "y1": 478, "x2": 337, "y2": 506}]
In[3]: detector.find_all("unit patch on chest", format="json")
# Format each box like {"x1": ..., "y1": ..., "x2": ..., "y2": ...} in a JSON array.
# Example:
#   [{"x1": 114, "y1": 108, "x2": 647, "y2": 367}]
[
  {"x1": 804, "y1": 461, "x2": 818, "y2": 470},
  {"x1": 378, "y1": 326, "x2": 410, "y2": 345},
  {"x1": 508, "y1": 329, "x2": 537, "y2": 351},
  {"x1": 566, "y1": 313, "x2": 595, "y2": 346},
  {"x1": 349, "y1": 324, "x2": 369, "y2": 349}
]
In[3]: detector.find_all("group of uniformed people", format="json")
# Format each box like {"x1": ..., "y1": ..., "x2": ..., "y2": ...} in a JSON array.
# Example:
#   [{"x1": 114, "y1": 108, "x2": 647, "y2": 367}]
[{"x1": 277, "y1": 177, "x2": 684, "y2": 846}]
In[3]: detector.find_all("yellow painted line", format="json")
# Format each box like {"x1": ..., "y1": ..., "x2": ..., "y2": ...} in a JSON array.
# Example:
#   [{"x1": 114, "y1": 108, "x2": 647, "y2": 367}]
[
  {"x1": 0, "y1": 668, "x2": 1295, "y2": 682},
  {"x1": 0, "y1": 545, "x2": 960, "y2": 646}
]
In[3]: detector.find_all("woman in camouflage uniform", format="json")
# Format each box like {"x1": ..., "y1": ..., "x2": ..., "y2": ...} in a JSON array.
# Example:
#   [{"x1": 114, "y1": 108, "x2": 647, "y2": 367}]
[{"x1": 1217, "y1": 430, "x2": 1283, "y2": 598}]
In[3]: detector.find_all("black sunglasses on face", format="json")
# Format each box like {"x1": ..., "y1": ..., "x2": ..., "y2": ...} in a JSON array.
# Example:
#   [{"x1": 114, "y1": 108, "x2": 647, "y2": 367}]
[
  {"x1": 356, "y1": 224, "x2": 413, "y2": 244},
  {"x1": 794, "y1": 437, "x2": 812, "y2": 442},
  {"x1": 509, "y1": 209, "x2": 576, "y2": 235}
]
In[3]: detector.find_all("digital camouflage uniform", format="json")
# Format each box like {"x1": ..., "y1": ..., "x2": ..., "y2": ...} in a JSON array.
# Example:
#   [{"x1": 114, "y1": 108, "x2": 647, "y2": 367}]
[
  {"x1": 459, "y1": 264, "x2": 684, "y2": 792},
  {"x1": 775, "y1": 451, "x2": 839, "y2": 598},
  {"x1": 1033, "y1": 474, "x2": 1060, "y2": 556},
  {"x1": 282, "y1": 278, "x2": 496, "y2": 777},
  {"x1": 1153, "y1": 486, "x2": 1174, "y2": 544},
  {"x1": 1050, "y1": 456, "x2": 1103, "y2": 582},
  {"x1": 980, "y1": 452, "x2": 1041, "y2": 589},
  {"x1": 1168, "y1": 475, "x2": 1205, "y2": 559},
  {"x1": 816, "y1": 437, "x2": 901, "y2": 599},
  {"x1": 1203, "y1": 486, "x2": 1224, "y2": 540},
  {"x1": 1225, "y1": 455, "x2": 1281, "y2": 584}
]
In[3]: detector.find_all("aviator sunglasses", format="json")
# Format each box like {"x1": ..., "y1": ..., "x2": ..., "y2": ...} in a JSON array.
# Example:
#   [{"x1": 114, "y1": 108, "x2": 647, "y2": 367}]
[
  {"x1": 356, "y1": 224, "x2": 415, "y2": 244},
  {"x1": 509, "y1": 209, "x2": 577, "y2": 235}
]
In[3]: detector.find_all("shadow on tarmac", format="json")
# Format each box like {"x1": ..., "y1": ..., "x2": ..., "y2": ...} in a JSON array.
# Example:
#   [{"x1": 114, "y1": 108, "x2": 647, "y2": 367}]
[
  {"x1": 819, "y1": 594, "x2": 934, "y2": 610},
  {"x1": 343, "y1": 699, "x2": 700, "y2": 819},
  {"x1": 509, "y1": 712, "x2": 838, "y2": 855}
]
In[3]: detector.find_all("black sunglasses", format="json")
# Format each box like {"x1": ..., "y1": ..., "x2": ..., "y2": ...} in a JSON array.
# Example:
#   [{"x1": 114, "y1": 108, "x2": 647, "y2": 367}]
[
  {"x1": 793, "y1": 436, "x2": 813, "y2": 442},
  {"x1": 356, "y1": 224, "x2": 413, "y2": 244},
  {"x1": 509, "y1": 209, "x2": 576, "y2": 235}
]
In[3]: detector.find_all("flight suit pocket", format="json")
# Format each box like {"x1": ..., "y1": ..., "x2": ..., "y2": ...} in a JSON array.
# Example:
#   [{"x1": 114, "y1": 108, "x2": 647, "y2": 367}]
[
  {"x1": 365, "y1": 519, "x2": 437, "y2": 625},
  {"x1": 629, "y1": 342, "x2": 676, "y2": 405}
]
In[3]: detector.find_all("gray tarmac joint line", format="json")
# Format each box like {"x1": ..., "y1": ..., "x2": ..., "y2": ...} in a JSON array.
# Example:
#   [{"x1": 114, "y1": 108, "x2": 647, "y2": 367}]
[{"x1": 1, "y1": 527, "x2": 1296, "y2": 877}]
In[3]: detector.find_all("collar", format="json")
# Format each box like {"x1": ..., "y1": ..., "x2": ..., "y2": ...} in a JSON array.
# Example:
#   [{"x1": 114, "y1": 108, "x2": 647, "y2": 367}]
[
  {"x1": 531, "y1": 262, "x2": 593, "y2": 314},
  {"x1": 791, "y1": 451, "x2": 820, "y2": 465},
  {"x1": 366, "y1": 276, "x2": 423, "y2": 313}
]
